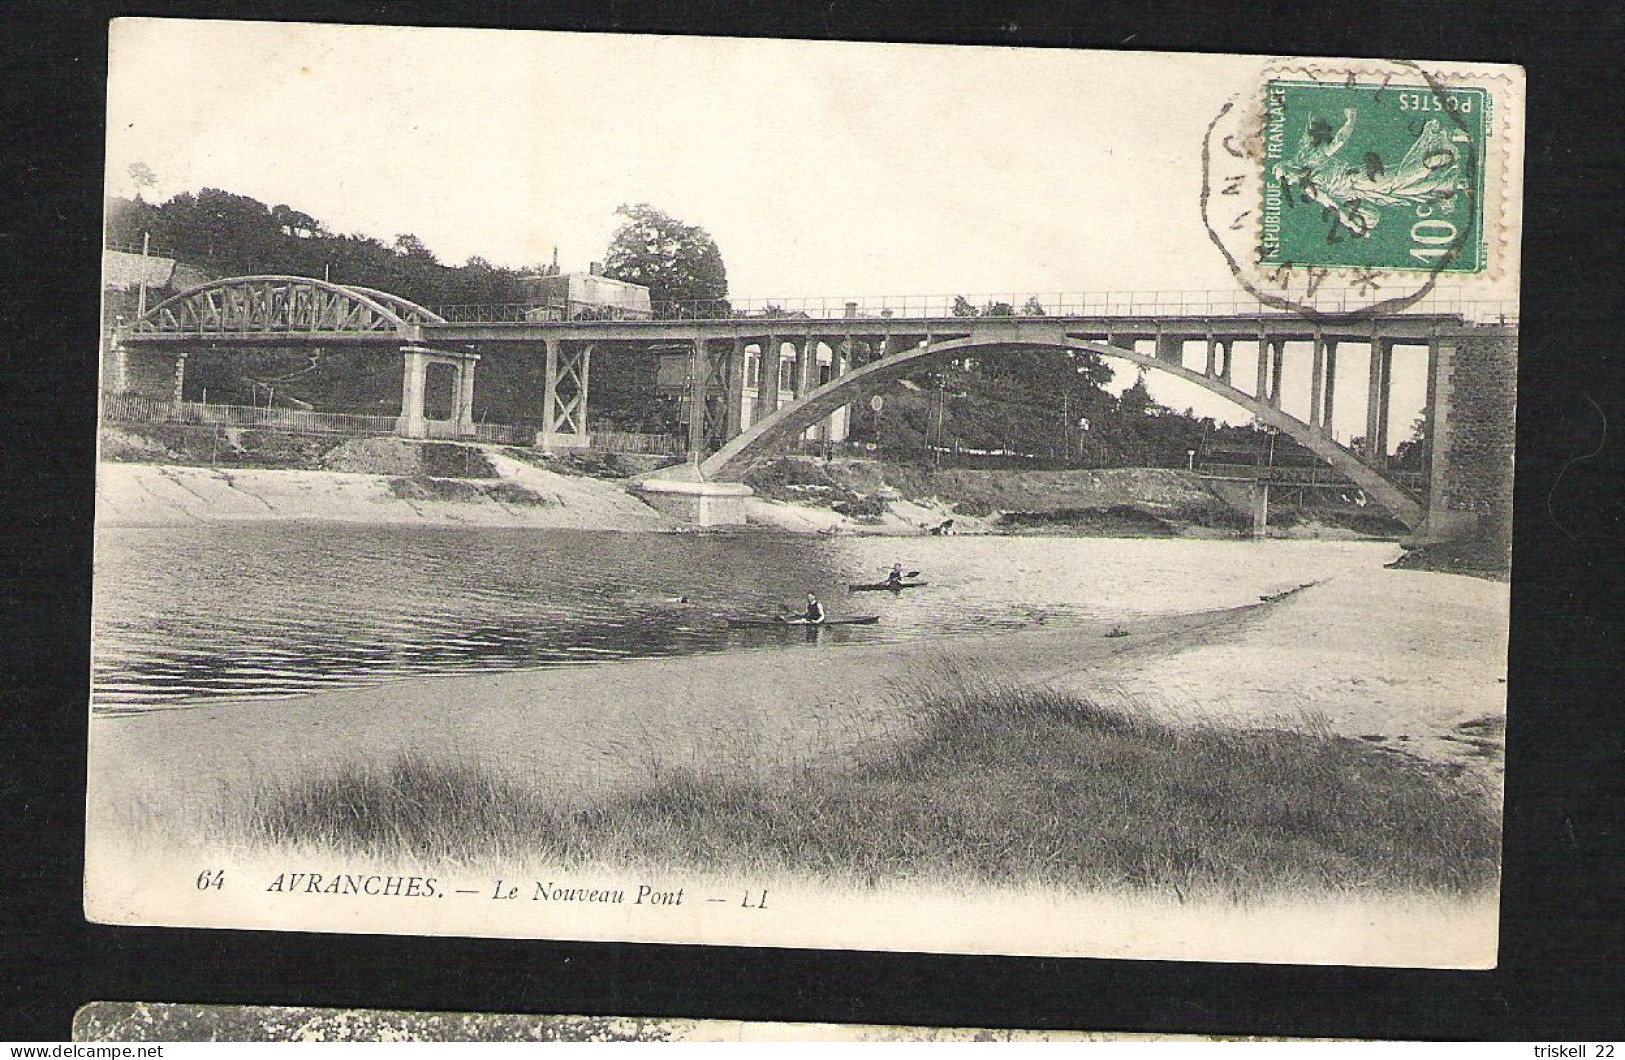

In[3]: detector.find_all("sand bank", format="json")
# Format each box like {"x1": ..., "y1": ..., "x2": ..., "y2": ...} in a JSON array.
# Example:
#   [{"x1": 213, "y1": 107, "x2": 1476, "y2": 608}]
[{"x1": 95, "y1": 457, "x2": 677, "y2": 531}]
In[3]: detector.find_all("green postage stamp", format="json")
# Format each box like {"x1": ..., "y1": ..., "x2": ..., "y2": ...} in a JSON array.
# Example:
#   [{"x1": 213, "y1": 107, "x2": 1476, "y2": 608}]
[{"x1": 1261, "y1": 79, "x2": 1490, "y2": 273}]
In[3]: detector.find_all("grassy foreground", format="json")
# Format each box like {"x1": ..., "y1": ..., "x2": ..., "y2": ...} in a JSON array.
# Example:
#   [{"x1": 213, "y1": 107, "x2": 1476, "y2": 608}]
[{"x1": 226, "y1": 678, "x2": 1500, "y2": 900}]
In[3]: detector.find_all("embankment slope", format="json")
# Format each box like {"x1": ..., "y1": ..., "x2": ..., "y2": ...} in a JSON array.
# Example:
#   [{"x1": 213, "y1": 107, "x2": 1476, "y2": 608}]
[{"x1": 95, "y1": 455, "x2": 677, "y2": 530}]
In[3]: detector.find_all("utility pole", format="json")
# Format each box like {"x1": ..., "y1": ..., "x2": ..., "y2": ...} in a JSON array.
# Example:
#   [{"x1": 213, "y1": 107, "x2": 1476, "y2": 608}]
[
  {"x1": 1062, "y1": 390, "x2": 1070, "y2": 465},
  {"x1": 136, "y1": 230, "x2": 150, "y2": 319},
  {"x1": 934, "y1": 377, "x2": 946, "y2": 469}
]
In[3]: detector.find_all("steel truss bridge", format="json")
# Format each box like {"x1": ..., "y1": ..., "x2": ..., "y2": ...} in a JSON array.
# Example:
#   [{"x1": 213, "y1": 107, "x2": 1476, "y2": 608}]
[{"x1": 113, "y1": 275, "x2": 1518, "y2": 534}]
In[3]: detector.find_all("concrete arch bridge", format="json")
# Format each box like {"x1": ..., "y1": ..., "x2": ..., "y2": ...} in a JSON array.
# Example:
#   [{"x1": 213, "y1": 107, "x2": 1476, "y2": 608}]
[{"x1": 111, "y1": 275, "x2": 1517, "y2": 538}]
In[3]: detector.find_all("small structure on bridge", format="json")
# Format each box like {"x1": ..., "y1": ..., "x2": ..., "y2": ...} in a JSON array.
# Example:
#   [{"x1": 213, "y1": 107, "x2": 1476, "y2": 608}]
[{"x1": 520, "y1": 261, "x2": 652, "y2": 322}]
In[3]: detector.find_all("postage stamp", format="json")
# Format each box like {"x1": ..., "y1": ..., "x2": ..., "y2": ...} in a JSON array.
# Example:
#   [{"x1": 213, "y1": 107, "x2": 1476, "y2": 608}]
[
  {"x1": 1201, "y1": 57, "x2": 1522, "y2": 319},
  {"x1": 1261, "y1": 79, "x2": 1489, "y2": 274}
]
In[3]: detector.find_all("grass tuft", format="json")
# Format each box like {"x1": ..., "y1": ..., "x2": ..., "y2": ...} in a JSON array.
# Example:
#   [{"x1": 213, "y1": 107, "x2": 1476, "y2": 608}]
[{"x1": 225, "y1": 678, "x2": 1500, "y2": 900}]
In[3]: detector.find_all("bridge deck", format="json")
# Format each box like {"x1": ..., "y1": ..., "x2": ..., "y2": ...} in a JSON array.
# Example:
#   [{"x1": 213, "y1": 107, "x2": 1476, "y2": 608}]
[{"x1": 412, "y1": 313, "x2": 1504, "y2": 347}]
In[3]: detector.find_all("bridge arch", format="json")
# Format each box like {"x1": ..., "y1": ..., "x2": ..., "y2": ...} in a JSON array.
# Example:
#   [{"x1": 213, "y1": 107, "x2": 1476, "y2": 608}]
[
  {"x1": 341, "y1": 285, "x2": 446, "y2": 325},
  {"x1": 698, "y1": 335, "x2": 1424, "y2": 528},
  {"x1": 125, "y1": 275, "x2": 419, "y2": 340}
]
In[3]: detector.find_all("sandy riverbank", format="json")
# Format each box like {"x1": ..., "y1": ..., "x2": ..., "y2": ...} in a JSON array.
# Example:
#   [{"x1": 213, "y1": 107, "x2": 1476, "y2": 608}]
[
  {"x1": 89, "y1": 560, "x2": 1507, "y2": 848},
  {"x1": 95, "y1": 457, "x2": 680, "y2": 530}
]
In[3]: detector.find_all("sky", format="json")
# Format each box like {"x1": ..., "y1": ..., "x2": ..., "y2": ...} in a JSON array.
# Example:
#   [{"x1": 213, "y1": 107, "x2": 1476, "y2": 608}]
[{"x1": 105, "y1": 19, "x2": 1448, "y2": 435}]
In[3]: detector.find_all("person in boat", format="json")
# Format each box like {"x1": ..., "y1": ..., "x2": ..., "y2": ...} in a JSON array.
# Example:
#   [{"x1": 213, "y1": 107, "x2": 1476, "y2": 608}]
[
  {"x1": 886, "y1": 563, "x2": 906, "y2": 587},
  {"x1": 803, "y1": 592, "x2": 826, "y2": 624}
]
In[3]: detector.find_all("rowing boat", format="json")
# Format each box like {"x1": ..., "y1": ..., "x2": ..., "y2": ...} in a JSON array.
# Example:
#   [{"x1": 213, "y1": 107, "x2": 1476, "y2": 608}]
[{"x1": 848, "y1": 581, "x2": 928, "y2": 592}]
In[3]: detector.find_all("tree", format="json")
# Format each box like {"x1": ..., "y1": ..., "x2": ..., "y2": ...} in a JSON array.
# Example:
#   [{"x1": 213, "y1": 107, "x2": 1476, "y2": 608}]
[
  {"x1": 127, "y1": 162, "x2": 158, "y2": 202},
  {"x1": 1118, "y1": 374, "x2": 1157, "y2": 418},
  {"x1": 392, "y1": 233, "x2": 438, "y2": 263},
  {"x1": 272, "y1": 204, "x2": 321, "y2": 239},
  {"x1": 602, "y1": 203, "x2": 728, "y2": 308},
  {"x1": 1391, "y1": 415, "x2": 1429, "y2": 470}
]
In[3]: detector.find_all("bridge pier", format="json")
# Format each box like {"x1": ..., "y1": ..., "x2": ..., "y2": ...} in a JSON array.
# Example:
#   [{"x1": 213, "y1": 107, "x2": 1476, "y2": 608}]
[
  {"x1": 1365, "y1": 339, "x2": 1393, "y2": 464},
  {"x1": 1321, "y1": 340, "x2": 1338, "y2": 438},
  {"x1": 1268, "y1": 338, "x2": 1285, "y2": 408},
  {"x1": 725, "y1": 337, "x2": 747, "y2": 438},
  {"x1": 538, "y1": 339, "x2": 591, "y2": 451},
  {"x1": 1309, "y1": 337, "x2": 1324, "y2": 429},
  {"x1": 686, "y1": 336, "x2": 709, "y2": 460},
  {"x1": 398, "y1": 344, "x2": 478, "y2": 440},
  {"x1": 637, "y1": 477, "x2": 754, "y2": 526},
  {"x1": 755, "y1": 336, "x2": 780, "y2": 423}
]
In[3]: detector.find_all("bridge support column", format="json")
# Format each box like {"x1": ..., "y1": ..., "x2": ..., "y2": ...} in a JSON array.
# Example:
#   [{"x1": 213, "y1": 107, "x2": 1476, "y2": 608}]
[
  {"x1": 756, "y1": 336, "x2": 780, "y2": 421},
  {"x1": 830, "y1": 336, "x2": 855, "y2": 443},
  {"x1": 1376, "y1": 342, "x2": 1394, "y2": 461},
  {"x1": 1205, "y1": 336, "x2": 1217, "y2": 378},
  {"x1": 1309, "y1": 336, "x2": 1326, "y2": 429},
  {"x1": 795, "y1": 337, "x2": 818, "y2": 443},
  {"x1": 171, "y1": 351, "x2": 187, "y2": 405},
  {"x1": 1418, "y1": 337, "x2": 1471, "y2": 540},
  {"x1": 1254, "y1": 336, "x2": 1270, "y2": 401},
  {"x1": 399, "y1": 345, "x2": 478, "y2": 440},
  {"x1": 1269, "y1": 339, "x2": 1285, "y2": 408},
  {"x1": 636, "y1": 477, "x2": 753, "y2": 526},
  {"x1": 538, "y1": 339, "x2": 591, "y2": 451},
  {"x1": 797, "y1": 337, "x2": 818, "y2": 395},
  {"x1": 687, "y1": 336, "x2": 709, "y2": 461},
  {"x1": 1321, "y1": 340, "x2": 1338, "y2": 438},
  {"x1": 725, "y1": 336, "x2": 747, "y2": 439},
  {"x1": 1219, "y1": 339, "x2": 1233, "y2": 385},
  {"x1": 456, "y1": 355, "x2": 477, "y2": 437},
  {"x1": 1250, "y1": 482, "x2": 1270, "y2": 538},
  {"x1": 1366, "y1": 339, "x2": 1392, "y2": 465},
  {"x1": 399, "y1": 345, "x2": 428, "y2": 438}
]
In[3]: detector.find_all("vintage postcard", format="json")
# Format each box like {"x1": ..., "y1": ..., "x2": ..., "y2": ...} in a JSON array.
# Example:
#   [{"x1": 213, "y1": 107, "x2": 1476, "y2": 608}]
[{"x1": 87, "y1": 19, "x2": 1523, "y2": 967}]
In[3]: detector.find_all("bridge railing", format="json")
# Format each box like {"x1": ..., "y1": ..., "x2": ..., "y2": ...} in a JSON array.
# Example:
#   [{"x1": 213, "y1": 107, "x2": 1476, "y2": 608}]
[
  {"x1": 587, "y1": 429, "x2": 684, "y2": 455},
  {"x1": 102, "y1": 394, "x2": 403, "y2": 435},
  {"x1": 429, "y1": 290, "x2": 1519, "y2": 326}
]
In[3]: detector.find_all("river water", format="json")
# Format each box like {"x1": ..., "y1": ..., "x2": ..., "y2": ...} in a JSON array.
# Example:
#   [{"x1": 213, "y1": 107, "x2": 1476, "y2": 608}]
[{"x1": 91, "y1": 526, "x2": 1396, "y2": 712}]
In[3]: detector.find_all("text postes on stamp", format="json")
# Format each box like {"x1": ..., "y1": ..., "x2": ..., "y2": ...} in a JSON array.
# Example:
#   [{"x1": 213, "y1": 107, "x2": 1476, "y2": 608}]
[{"x1": 1262, "y1": 79, "x2": 1488, "y2": 274}]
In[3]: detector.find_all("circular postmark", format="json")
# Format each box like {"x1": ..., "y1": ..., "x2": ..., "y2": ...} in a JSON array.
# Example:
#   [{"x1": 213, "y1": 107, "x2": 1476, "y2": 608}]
[{"x1": 1201, "y1": 57, "x2": 1518, "y2": 323}]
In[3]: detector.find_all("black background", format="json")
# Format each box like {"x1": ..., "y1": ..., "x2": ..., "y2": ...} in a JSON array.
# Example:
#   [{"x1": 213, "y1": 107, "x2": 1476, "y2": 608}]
[{"x1": 3, "y1": 0, "x2": 1621, "y2": 1042}]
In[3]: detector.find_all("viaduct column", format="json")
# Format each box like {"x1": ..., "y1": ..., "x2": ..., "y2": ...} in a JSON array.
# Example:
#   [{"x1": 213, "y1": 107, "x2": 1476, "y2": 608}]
[
  {"x1": 538, "y1": 339, "x2": 591, "y2": 451},
  {"x1": 541, "y1": 338, "x2": 558, "y2": 445},
  {"x1": 1366, "y1": 338, "x2": 1392, "y2": 464},
  {"x1": 1321, "y1": 340, "x2": 1338, "y2": 438},
  {"x1": 1269, "y1": 339, "x2": 1285, "y2": 408},
  {"x1": 398, "y1": 345, "x2": 428, "y2": 439},
  {"x1": 756, "y1": 335, "x2": 780, "y2": 421},
  {"x1": 1309, "y1": 335, "x2": 1326, "y2": 430},
  {"x1": 795, "y1": 336, "x2": 818, "y2": 443},
  {"x1": 1254, "y1": 334, "x2": 1270, "y2": 402},
  {"x1": 687, "y1": 335, "x2": 709, "y2": 461},
  {"x1": 724, "y1": 336, "x2": 747, "y2": 439},
  {"x1": 456, "y1": 354, "x2": 477, "y2": 437},
  {"x1": 1376, "y1": 341, "x2": 1394, "y2": 460}
]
